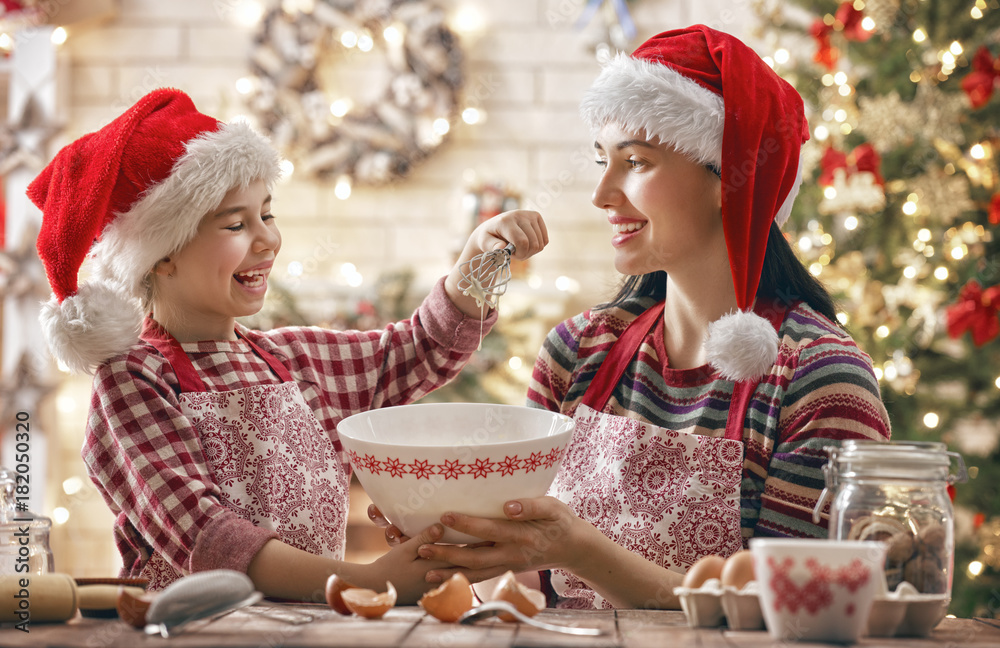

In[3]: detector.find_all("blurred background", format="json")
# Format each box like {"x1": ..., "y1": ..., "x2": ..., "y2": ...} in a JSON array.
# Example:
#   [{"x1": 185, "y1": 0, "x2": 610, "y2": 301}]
[{"x1": 1, "y1": 0, "x2": 998, "y2": 618}]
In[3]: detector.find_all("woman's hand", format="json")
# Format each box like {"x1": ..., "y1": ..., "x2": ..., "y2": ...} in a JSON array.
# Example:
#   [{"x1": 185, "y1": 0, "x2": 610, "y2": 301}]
[
  {"x1": 367, "y1": 504, "x2": 408, "y2": 547},
  {"x1": 414, "y1": 497, "x2": 594, "y2": 584},
  {"x1": 445, "y1": 209, "x2": 548, "y2": 318}
]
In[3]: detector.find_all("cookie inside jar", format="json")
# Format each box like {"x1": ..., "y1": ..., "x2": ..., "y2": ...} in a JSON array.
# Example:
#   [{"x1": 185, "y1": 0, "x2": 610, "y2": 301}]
[{"x1": 847, "y1": 509, "x2": 949, "y2": 594}]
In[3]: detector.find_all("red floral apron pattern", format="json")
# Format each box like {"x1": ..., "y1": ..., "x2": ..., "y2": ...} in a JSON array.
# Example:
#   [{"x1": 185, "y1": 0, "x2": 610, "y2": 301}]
[
  {"x1": 546, "y1": 301, "x2": 752, "y2": 609},
  {"x1": 142, "y1": 330, "x2": 349, "y2": 590},
  {"x1": 549, "y1": 404, "x2": 744, "y2": 608}
]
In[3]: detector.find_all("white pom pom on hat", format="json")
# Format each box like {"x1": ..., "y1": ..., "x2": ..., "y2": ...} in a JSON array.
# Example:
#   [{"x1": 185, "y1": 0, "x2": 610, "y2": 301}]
[
  {"x1": 28, "y1": 88, "x2": 281, "y2": 373},
  {"x1": 580, "y1": 25, "x2": 810, "y2": 381}
]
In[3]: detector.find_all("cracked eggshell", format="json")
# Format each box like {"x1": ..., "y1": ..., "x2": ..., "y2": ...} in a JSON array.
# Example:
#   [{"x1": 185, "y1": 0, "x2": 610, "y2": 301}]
[
  {"x1": 325, "y1": 575, "x2": 360, "y2": 615},
  {"x1": 341, "y1": 581, "x2": 397, "y2": 619},
  {"x1": 492, "y1": 571, "x2": 546, "y2": 621},
  {"x1": 419, "y1": 573, "x2": 475, "y2": 623},
  {"x1": 116, "y1": 587, "x2": 156, "y2": 628}
]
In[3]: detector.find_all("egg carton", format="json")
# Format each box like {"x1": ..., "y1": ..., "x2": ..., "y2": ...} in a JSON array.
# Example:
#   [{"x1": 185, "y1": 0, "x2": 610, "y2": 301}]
[
  {"x1": 673, "y1": 579, "x2": 765, "y2": 631},
  {"x1": 866, "y1": 582, "x2": 949, "y2": 638}
]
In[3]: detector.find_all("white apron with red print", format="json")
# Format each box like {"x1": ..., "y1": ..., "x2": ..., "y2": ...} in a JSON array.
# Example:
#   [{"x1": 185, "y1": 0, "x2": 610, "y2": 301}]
[
  {"x1": 142, "y1": 330, "x2": 350, "y2": 590},
  {"x1": 548, "y1": 302, "x2": 770, "y2": 609}
]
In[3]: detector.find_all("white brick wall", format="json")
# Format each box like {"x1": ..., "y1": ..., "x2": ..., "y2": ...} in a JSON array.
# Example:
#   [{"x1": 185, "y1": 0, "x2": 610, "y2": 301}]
[{"x1": 58, "y1": 0, "x2": 757, "y2": 312}]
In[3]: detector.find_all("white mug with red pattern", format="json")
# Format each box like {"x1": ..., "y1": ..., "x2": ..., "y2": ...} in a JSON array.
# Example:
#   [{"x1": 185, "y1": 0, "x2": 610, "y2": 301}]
[{"x1": 750, "y1": 538, "x2": 887, "y2": 643}]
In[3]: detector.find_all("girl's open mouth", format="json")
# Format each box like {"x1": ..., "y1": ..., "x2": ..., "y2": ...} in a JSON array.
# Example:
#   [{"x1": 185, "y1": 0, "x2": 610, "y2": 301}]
[{"x1": 233, "y1": 268, "x2": 268, "y2": 288}]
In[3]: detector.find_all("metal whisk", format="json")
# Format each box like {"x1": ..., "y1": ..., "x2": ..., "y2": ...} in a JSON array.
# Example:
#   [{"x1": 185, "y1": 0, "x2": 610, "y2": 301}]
[{"x1": 457, "y1": 242, "x2": 516, "y2": 309}]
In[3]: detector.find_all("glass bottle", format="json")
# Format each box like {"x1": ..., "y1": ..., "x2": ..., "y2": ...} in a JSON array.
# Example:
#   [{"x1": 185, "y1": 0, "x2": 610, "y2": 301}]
[
  {"x1": 0, "y1": 466, "x2": 54, "y2": 575},
  {"x1": 815, "y1": 440, "x2": 966, "y2": 600}
]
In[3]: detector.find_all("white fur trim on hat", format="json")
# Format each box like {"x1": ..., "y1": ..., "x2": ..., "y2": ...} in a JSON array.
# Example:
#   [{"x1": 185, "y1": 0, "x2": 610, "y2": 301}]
[
  {"x1": 705, "y1": 310, "x2": 780, "y2": 381},
  {"x1": 580, "y1": 52, "x2": 724, "y2": 169},
  {"x1": 774, "y1": 151, "x2": 805, "y2": 228},
  {"x1": 56, "y1": 120, "x2": 281, "y2": 373},
  {"x1": 40, "y1": 283, "x2": 144, "y2": 375}
]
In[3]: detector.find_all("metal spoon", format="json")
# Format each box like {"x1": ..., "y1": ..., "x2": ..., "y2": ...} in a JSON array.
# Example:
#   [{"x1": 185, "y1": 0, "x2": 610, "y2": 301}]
[{"x1": 458, "y1": 600, "x2": 606, "y2": 636}]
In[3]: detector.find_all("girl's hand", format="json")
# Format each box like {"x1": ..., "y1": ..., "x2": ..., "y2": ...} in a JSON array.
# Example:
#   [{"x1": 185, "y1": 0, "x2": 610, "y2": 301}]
[
  {"x1": 414, "y1": 496, "x2": 593, "y2": 584},
  {"x1": 338, "y1": 523, "x2": 453, "y2": 604},
  {"x1": 445, "y1": 209, "x2": 548, "y2": 318}
]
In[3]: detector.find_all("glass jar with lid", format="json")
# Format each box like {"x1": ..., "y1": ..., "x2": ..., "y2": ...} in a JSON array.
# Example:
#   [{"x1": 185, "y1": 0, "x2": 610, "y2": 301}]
[
  {"x1": 0, "y1": 466, "x2": 54, "y2": 575},
  {"x1": 814, "y1": 440, "x2": 967, "y2": 599}
]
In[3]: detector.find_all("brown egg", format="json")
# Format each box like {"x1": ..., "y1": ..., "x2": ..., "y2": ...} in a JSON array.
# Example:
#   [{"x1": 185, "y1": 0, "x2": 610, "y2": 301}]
[
  {"x1": 116, "y1": 587, "x2": 156, "y2": 628},
  {"x1": 682, "y1": 555, "x2": 726, "y2": 589},
  {"x1": 491, "y1": 570, "x2": 546, "y2": 621},
  {"x1": 720, "y1": 550, "x2": 755, "y2": 589},
  {"x1": 341, "y1": 581, "x2": 397, "y2": 619},
  {"x1": 419, "y1": 573, "x2": 475, "y2": 623},
  {"x1": 325, "y1": 574, "x2": 359, "y2": 615}
]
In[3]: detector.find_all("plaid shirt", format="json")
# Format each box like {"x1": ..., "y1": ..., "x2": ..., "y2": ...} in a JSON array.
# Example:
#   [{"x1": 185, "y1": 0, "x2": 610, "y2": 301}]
[{"x1": 83, "y1": 279, "x2": 495, "y2": 580}]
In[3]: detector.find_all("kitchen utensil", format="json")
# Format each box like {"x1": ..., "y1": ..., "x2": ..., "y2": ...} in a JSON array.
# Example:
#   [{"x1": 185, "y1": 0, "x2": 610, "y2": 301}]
[
  {"x1": 143, "y1": 570, "x2": 262, "y2": 638},
  {"x1": 458, "y1": 600, "x2": 606, "y2": 636},
  {"x1": 457, "y1": 242, "x2": 515, "y2": 308}
]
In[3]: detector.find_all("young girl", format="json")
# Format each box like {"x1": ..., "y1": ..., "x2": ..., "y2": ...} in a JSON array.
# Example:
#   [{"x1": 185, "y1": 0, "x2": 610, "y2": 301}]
[
  {"x1": 388, "y1": 25, "x2": 891, "y2": 608},
  {"x1": 28, "y1": 88, "x2": 547, "y2": 603}
]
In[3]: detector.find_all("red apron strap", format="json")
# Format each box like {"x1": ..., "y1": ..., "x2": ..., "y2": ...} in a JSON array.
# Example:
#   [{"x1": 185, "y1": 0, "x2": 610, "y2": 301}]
[
  {"x1": 141, "y1": 320, "x2": 293, "y2": 392},
  {"x1": 237, "y1": 331, "x2": 294, "y2": 383},
  {"x1": 580, "y1": 302, "x2": 665, "y2": 411},
  {"x1": 723, "y1": 301, "x2": 789, "y2": 441},
  {"x1": 142, "y1": 320, "x2": 209, "y2": 393}
]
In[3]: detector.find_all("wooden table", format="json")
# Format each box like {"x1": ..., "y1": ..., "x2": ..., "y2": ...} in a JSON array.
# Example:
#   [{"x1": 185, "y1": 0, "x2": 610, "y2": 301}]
[{"x1": 3, "y1": 605, "x2": 999, "y2": 647}]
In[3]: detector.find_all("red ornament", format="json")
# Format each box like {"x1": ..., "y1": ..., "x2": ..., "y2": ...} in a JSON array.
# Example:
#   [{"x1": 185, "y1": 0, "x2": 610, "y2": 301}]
[
  {"x1": 835, "y1": 2, "x2": 873, "y2": 42},
  {"x1": 818, "y1": 143, "x2": 884, "y2": 187},
  {"x1": 810, "y1": 19, "x2": 839, "y2": 70},
  {"x1": 945, "y1": 279, "x2": 1000, "y2": 346},
  {"x1": 989, "y1": 193, "x2": 1000, "y2": 226},
  {"x1": 961, "y1": 46, "x2": 1000, "y2": 110},
  {"x1": 973, "y1": 512, "x2": 985, "y2": 530}
]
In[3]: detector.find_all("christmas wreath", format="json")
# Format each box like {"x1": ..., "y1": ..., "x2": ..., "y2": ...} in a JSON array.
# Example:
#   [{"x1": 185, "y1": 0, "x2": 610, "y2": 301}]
[{"x1": 245, "y1": 0, "x2": 463, "y2": 185}]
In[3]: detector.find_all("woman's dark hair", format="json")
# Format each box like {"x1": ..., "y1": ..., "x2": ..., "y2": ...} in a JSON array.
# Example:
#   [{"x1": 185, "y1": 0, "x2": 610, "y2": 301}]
[{"x1": 598, "y1": 221, "x2": 838, "y2": 323}]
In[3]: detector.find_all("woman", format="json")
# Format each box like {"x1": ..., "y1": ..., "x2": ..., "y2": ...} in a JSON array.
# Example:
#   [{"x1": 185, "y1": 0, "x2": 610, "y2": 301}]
[{"x1": 401, "y1": 25, "x2": 891, "y2": 609}]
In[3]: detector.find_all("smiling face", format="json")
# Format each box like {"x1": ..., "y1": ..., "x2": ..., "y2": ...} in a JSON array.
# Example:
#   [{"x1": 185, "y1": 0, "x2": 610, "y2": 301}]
[
  {"x1": 592, "y1": 123, "x2": 724, "y2": 278},
  {"x1": 151, "y1": 179, "x2": 280, "y2": 341}
]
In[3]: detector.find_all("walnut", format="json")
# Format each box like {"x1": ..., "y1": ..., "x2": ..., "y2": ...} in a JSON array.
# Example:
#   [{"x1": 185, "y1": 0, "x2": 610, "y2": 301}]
[
  {"x1": 918, "y1": 523, "x2": 947, "y2": 555},
  {"x1": 885, "y1": 531, "x2": 915, "y2": 563}
]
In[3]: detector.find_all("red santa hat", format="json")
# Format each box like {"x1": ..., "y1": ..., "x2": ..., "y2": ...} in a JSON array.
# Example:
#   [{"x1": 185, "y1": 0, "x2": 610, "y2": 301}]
[
  {"x1": 580, "y1": 24, "x2": 809, "y2": 381},
  {"x1": 28, "y1": 88, "x2": 281, "y2": 373}
]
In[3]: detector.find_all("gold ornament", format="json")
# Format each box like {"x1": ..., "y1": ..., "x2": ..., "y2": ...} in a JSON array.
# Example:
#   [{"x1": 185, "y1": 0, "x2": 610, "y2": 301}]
[{"x1": 856, "y1": 92, "x2": 922, "y2": 152}]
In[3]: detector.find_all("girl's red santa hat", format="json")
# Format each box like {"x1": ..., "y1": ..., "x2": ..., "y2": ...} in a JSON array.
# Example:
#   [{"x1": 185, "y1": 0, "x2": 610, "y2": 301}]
[
  {"x1": 28, "y1": 88, "x2": 281, "y2": 374},
  {"x1": 581, "y1": 24, "x2": 809, "y2": 381}
]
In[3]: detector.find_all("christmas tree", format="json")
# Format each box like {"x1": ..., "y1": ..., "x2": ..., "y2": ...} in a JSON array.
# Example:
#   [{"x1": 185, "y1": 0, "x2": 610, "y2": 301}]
[{"x1": 749, "y1": 0, "x2": 1000, "y2": 618}]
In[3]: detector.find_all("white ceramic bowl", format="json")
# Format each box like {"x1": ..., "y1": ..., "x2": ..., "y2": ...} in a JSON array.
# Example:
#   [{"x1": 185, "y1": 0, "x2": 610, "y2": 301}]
[
  {"x1": 337, "y1": 403, "x2": 575, "y2": 544},
  {"x1": 750, "y1": 538, "x2": 886, "y2": 643}
]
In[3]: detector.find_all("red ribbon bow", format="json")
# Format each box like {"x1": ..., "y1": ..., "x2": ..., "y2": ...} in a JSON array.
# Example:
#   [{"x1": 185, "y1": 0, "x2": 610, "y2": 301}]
[
  {"x1": 961, "y1": 46, "x2": 1000, "y2": 110},
  {"x1": 818, "y1": 144, "x2": 884, "y2": 187},
  {"x1": 835, "y1": 1, "x2": 873, "y2": 42},
  {"x1": 810, "y1": 20, "x2": 839, "y2": 71},
  {"x1": 946, "y1": 280, "x2": 1000, "y2": 347},
  {"x1": 809, "y1": 3, "x2": 871, "y2": 71}
]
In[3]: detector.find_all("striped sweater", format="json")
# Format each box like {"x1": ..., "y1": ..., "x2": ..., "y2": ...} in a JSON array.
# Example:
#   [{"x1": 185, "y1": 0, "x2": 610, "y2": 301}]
[{"x1": 527, "y1": 296, "x2": 891, "y2": 541}]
